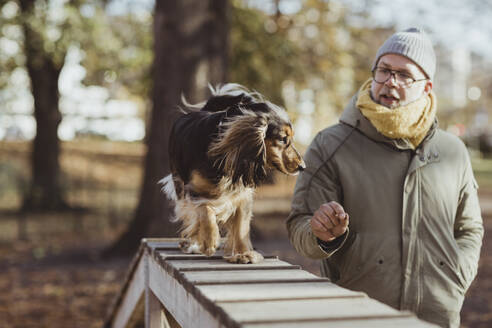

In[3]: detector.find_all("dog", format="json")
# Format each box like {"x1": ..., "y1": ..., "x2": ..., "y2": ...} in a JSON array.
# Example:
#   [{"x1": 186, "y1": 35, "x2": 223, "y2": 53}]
[{"x1": 160, "y1": 84, "x2": 305, "y2": 263}]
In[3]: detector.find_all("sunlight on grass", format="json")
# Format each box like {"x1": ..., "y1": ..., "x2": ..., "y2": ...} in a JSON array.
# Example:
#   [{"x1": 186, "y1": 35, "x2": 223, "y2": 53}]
[{"x1": 472, "y1": 157, "x2": 492, "y2": 188}]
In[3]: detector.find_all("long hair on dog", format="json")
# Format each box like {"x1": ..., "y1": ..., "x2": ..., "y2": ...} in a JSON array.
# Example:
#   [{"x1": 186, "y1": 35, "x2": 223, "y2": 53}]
[{"x1": 160, "y1": 83, "x2": 305, "y2": 263}]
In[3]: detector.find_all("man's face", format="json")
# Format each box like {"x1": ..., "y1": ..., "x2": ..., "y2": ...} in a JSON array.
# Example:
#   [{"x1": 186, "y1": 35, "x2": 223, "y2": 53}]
[{"x1": 370, "y1": 54, "x2": 433, "y2": 109}]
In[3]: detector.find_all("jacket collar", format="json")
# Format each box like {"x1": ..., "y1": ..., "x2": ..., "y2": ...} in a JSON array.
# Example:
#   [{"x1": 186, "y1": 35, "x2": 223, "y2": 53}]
[{"x1": 339, "y1": 93, "x2": 438, "y2": 152}]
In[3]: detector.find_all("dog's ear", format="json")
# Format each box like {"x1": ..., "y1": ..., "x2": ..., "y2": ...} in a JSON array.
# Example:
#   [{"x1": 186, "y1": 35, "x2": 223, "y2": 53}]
[{"x1": 208, "y1": 115, "x2": 268, "y2": 186}]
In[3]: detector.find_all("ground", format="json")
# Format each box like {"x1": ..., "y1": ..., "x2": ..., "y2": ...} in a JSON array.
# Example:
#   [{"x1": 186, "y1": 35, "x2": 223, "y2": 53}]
[
  {"x1": 2, "y1": 194, "x2": 492, "y2": 328},
  {"x1": 1, "y1": 141, "x2": 492, "y2": 327}
]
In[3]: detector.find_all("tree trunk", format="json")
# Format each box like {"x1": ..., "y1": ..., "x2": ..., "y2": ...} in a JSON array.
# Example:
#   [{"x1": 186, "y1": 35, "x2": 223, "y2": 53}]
[
  {"x1": 20, "y1": 0, "x2": 67, "y2": 212},
  {"x1": 105, "y1": 0, "x2": 229, "y2": 257}
]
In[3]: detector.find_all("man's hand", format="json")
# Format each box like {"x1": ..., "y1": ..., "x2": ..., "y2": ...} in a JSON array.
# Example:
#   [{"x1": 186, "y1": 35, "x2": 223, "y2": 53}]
[{"x1": 311, "y1": 201, "x2": 349, "y2": 242}]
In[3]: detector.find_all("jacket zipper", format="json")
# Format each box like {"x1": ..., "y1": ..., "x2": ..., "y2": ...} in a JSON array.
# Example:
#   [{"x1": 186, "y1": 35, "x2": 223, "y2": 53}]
[{"x1": 416, "y1": 168, "x2": 423, "y2": 313}]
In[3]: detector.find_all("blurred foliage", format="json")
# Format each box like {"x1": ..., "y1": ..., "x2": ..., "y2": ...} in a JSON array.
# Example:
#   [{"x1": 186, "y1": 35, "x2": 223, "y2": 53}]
[
  {"x1": 1, "y1": 0, "x2": 390, "y2": 136},
  {"x1": 229, "y1": 0, "x2": 385, "y2": 133},
  {"x1": 79, "y1": 5, "x2": 153, "y2": 103},
  {"x1": 229, "y1": 1, "x2": 300, "y2": 105},
  {"x1": 0, "y1": 1, "x2": 23, "y2": 90},
  {"x1": 0, "y1": 0, "x2": 87, "y2": 73},
  {"x1": 0, "y1": 0, "x2": 151, "y2": 100},
  {"x1": 2, "y1": 0, "x2": 492, "y2": 135}
]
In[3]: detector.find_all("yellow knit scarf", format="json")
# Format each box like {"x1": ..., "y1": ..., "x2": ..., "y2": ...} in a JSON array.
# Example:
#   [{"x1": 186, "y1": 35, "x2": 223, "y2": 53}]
[{"x1": 356, "y1": 78, "x2": 436, "y2": 149}]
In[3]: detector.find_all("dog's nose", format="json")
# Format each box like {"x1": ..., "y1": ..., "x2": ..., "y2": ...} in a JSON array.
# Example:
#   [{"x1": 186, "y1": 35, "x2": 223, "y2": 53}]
[{"x1": 298, "y1": 162, "x2": 306, "y2": 171}]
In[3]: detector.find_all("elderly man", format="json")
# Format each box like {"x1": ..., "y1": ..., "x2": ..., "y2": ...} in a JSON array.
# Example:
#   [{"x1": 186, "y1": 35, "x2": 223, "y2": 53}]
[{"x1": 286, "y1": 27, "x2": 483, "y2": 328}]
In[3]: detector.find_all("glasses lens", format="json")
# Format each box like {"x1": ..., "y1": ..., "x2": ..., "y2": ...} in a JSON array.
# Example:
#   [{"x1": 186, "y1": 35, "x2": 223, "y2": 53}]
[
  {"x1": 396, "y1": 73, "x2": 414, "y2": 85},
  {"x1": 373, "y1": 68, "x2": 414, "y2": 86},
  {"x1": 373, "y1": 69, "x2": 389, "y2": 83}
]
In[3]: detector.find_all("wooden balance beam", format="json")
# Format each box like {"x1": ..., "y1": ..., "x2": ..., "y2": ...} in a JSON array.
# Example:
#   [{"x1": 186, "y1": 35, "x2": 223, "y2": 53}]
[{"x1": 104, "y1": 238, "x2": 436, "y2": 328}]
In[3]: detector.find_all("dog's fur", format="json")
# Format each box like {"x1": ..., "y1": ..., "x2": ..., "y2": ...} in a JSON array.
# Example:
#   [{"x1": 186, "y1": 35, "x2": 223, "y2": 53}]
[{"x1": 160, "y1": 84, "x2": 305, "y2": 263}]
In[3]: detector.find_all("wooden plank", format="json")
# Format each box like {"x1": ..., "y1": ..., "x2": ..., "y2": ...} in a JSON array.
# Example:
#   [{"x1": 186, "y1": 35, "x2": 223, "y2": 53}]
[
  {"x1": 144, "y1": 240, "x2": 182, "y2": 257},
  {"x1": 112, "y1": 256, "x2": 146, "y2": 328},
  {"x1": 124, "y1": 296, "x2": 145, "y2": 328},
  {"x1": 156, "y1": 250, "x2": 276, "y2": 261},
  {"x1": 148, "y1": 289, "x2": 165, "y2": 328},
  {"x1": 144, "y1": 238, "x2": 182, "y2": 248},
  {"x1": 167, "y1": 258, "x2": 299, "y2": 271},
  {"x1": 217, "y1": 298, "x2": 405, "y2": 324},
  {"x1": 105, "y1": 242, "x2": 146, "y2": 327},
  {"x1": 162, "y1": 307, "x2": 181, "y2": 328},
  {"x1": 242, "y1": 316, "x2": 438, "y2": 327},
  {"x1": 197, "y1": 282, "x2": 365, "y2": 302},
  {"x1": 143, "y1": 238, "x2": 183, "y2": 243},
  {"x1": 158, "y1": 249, "x2": 226, "y2": 257},
  {"x1": 183, "y1": 269, "x2": 324, "y2": 285},
  {"x1": 147, "y1": 289, "x2": 181, "y2": 328},
  {"x1": 148, "y1": 255, "x2": 229, "y2": 328},
  {"x1": 147, "y1": 242, "x2": 181, "y2": 250}
]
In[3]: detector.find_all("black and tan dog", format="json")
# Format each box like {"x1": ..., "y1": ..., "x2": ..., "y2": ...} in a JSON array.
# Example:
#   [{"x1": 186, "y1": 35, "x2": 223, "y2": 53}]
[{"x1": 160, "y1": 84, "x2": 305, "y2": 263}]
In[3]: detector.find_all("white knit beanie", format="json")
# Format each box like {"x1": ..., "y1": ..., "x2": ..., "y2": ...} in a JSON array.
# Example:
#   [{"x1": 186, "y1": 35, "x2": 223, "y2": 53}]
[{"x1": 372, "y1": 27, "x2": 436, "y2": 80}]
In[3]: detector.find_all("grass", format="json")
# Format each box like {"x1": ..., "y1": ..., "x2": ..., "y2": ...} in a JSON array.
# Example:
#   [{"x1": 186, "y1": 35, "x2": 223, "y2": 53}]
[{"x1": 472, "y1": 157, "x2": 492, "y2": 188}]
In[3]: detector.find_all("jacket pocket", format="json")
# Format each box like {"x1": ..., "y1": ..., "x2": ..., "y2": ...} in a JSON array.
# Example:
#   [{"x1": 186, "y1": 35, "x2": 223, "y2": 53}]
[
  {"x1": 337, "y1": 232, "x2": 361, "y2": 281},
  {"x1": 453, "y1": 242, "x2": 473, "y2": 291},
  {"x1": 433, "y1": 232, "x2": 469, "y2": 293},
  {"x1": 436, "y1": 257, "x2": 466, "y2": 294}
]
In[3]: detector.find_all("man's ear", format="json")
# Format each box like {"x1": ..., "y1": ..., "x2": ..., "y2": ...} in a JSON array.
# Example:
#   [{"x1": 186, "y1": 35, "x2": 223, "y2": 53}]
[{"x1": 424, "y1": 80, "x2": 433, "y2": 95}]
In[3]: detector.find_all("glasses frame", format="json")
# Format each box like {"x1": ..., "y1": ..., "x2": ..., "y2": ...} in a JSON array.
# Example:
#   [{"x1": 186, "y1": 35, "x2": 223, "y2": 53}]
[{"x1": 372, "y1": 67, "x2": 428, "y2": 87}]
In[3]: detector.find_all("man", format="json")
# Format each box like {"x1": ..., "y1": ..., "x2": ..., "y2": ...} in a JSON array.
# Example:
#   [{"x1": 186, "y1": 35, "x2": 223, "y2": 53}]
[{"x1": 286, "y1": 27, "x2": 483, "y2": 328}]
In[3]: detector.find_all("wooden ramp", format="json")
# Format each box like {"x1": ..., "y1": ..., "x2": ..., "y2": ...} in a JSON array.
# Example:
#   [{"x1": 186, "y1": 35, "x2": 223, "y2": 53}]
[{"x1": 104, "y1": 238, "x2": 436, "y2": 328}]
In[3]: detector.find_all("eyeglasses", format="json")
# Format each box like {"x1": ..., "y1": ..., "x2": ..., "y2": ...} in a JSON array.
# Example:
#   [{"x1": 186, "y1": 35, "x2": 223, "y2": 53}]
[{"x1": 372, "y1": 67, "x2": 427, "y2": 87}]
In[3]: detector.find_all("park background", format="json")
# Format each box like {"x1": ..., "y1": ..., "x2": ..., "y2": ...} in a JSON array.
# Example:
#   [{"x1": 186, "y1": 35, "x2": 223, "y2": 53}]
[{"x1": 1, "y1": 0, "x2": 492, "y2": 327}]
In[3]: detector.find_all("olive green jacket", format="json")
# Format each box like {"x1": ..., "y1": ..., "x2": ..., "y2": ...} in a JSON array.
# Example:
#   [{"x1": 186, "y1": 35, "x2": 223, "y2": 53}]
[{"x1": 286, "y1": 95, "x2": 483, "y2": 328}]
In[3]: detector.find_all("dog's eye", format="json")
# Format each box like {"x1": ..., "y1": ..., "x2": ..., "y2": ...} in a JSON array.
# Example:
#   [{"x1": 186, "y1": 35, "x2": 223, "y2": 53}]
[{"x1": 281, "y1": 136, "x2": 288, "y2": 144}]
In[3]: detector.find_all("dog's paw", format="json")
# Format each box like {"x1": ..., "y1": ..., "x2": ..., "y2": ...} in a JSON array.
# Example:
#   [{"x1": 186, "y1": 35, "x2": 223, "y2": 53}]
[
  {"x1": 225, "y1": 250, "x2": 264, "y2": 264},
  {"x1": 179, "y1": 240, "x2": 201, "y2": 254},
  {"x1": 199, "y1": 239, "x2": 218, "y2": 257}
]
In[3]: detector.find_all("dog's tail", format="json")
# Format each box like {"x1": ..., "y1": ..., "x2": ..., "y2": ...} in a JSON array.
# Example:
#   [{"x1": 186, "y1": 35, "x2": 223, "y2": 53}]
[
  {"x1": 179, "y1": 83, "x2": 252, "y2": 114},
  {"x1": 158, "y1": 174, "x2": 177, "y2": 201}
]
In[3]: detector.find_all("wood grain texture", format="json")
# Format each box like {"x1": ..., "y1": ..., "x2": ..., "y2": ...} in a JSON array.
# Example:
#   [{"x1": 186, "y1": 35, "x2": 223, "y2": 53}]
[
  {"x1": 112, "y1": 257, "x2": 146, "y2": 328},
  {"x1": 197, "y1": 282, "x2": 364, "y2": 302},
  {"x1": 218, "y1": 298, "x2": 406, "y2": 323},
  {"x1": 148, "y1": 256, "x2": 228, "y2": 328},
  {"x1": 182, "y1": 269, "x2": 321, "y2": 285},
  {"x1": 241, "y1": 316, "x2": 437, "y2": 328},
  {"x1": 167, "y1": 258, "x2": 298, "y2": 271}
]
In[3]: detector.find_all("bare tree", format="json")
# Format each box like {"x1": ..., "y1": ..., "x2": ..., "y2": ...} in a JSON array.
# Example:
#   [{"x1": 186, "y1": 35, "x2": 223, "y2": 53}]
[{"x1": 105, "y1": 0, "x2": 229, "y2": 256}]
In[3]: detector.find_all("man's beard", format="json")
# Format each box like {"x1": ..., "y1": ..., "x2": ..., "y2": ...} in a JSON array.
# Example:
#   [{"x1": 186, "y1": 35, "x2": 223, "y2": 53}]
[
  {"x1": 378, "y1": 87, "x2": 401, "y2": 109},
  {"x1": 370, "y1": 88, "x2": 400, "y2": 109}
]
